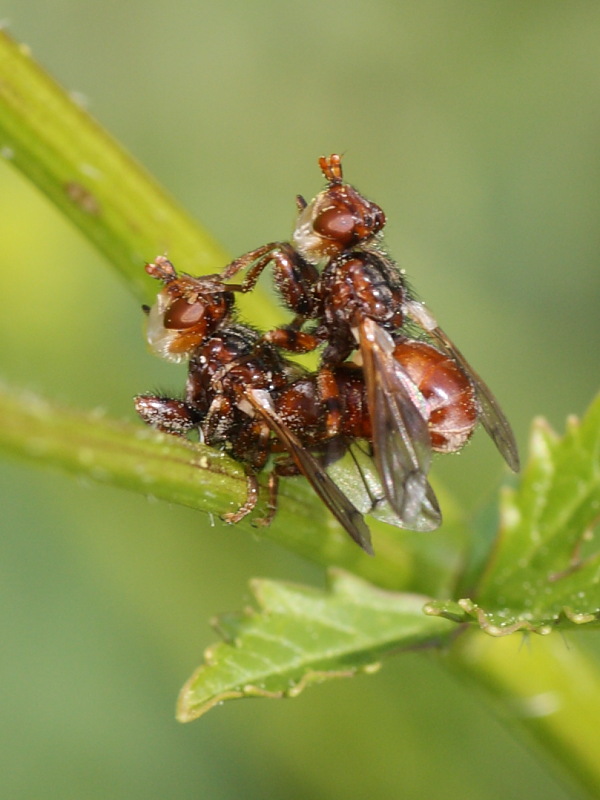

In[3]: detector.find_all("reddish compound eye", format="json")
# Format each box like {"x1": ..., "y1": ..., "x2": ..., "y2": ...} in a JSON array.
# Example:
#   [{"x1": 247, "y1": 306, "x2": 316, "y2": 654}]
[
  {"x1": 313, "y1": 207, "x2": 356, "y2": 243},
  {"x1": 164, "y1": 297, "x2": 206, "y2": 329}
]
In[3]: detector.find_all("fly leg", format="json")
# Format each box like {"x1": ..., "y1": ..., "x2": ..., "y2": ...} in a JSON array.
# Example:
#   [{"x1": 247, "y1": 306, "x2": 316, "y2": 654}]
[
  {"x1": 220, "y1": 243, "x2": 319, "y2": 317},
  {"x1": 263, "y1": 322, "x2": 323, "y2": 354},
  {"x1": 202, "y1": 395, "x2": 234, "y2": 445},
  {"x1": 222, "y1": 468, "x2": 261, "y2": 524},
  {"x1": 218, "y1": 242, "x2": 282, "y2": 287},
  {"x1": 317, "y1": 367, "x2": 344, "y2": 438},
  {"x1": 134, "y1": 395, "x2": 199, "y2": 434},
  {"x1": 251, "y1": 471, "x2": 279, "y2": 528},
  {"x1": 224, "y1": 417, "x2": 273, "y2": 525}
]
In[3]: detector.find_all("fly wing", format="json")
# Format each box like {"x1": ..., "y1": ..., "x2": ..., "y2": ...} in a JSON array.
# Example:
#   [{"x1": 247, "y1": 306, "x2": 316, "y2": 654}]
[
  {"x1": 325, "y1": 440, "x2": 417, "y2": 529},
  {"x1": 403, "y1": 300, "x2": 520, "y2": 472},
  {"x1": 246, "y1": 389, "x2": 374, "y2": 555},
  {"x1": 359, "y1": 318, "x2": 441, "y2": 531}
]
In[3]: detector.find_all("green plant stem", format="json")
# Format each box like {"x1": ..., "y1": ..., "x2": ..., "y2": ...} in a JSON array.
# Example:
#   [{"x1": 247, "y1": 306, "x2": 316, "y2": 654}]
[
  {"x1": 0, "y1": 30, "x2": 229, "y2": 300},
  {"x1": 451, "y1": 631, "x2": 600, "y2": 799},
  {"x1": 0, "y1": 382, "x2": 416, "y2": 589}
]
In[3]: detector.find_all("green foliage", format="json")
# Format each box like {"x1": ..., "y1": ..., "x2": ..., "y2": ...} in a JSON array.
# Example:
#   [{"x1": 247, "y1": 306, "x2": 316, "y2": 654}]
[
  {"x1": 426, "y1": 396, "x2": 600, "y2": 635},
  {"x1": 176, "y1": 397, "x2": 600, "y2": 722},
  {"x1": 178, "y1": 570, "x2": 453, "y2": 721}
]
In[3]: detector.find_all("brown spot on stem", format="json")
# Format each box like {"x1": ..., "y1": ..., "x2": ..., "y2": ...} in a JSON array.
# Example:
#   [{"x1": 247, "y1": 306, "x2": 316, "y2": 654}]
[{"x1": 65, "y1": 181, "x2": 101, "y2": 215}]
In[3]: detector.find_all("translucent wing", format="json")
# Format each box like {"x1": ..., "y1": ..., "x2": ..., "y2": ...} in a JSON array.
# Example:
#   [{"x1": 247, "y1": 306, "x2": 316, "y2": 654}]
[
  {"x1": 246, "y1": 389, "x2": 374, "y2": 555},
  {"x1": 325, "y1": 441, "x2": 419, "y2": 529},
  {"x1": 358, "y1": 318, "x2": 441, "y2": 531},
  {"x1": 404, "y1": 300, "x2": 520, "y2": 472}
]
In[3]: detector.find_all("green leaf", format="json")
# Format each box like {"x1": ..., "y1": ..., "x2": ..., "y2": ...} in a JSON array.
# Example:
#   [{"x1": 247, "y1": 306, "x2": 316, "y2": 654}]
[
  {"x1": 177, "y1": 570, "x2": 454, "y2": 721},
  {"x1": 425, "y1": 395, "x2": 600, "y2": 635}
]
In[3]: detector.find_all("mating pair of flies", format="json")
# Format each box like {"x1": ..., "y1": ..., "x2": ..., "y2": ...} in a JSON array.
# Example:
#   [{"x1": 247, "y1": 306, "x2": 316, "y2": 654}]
[{"x1": 135, "y1": 154, "x2": 519, "y2": 555}]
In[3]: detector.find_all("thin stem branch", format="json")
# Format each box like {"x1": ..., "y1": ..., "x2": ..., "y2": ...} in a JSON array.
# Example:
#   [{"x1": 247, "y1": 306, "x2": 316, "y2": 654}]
[
  {"x1": 0, "y1": 382, "x2": 416, "y2": 590},
  {"x1": 451, "y1": 631, "x2": 600, "y2": 800},
  {"x1": 0, "y1": 30, "x2": 228, "y2": 301}
]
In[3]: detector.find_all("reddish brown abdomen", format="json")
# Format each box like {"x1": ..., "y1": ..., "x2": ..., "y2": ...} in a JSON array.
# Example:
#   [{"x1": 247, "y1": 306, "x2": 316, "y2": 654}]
[{"x1": 393, "y1": 341, "x2": 478, "y2": 452}]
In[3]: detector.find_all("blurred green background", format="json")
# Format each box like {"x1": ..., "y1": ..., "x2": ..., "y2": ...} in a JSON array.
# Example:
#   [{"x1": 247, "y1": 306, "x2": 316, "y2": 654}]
[{"x1": 1, "y1": 2, "x2": 599, "y2": 798}]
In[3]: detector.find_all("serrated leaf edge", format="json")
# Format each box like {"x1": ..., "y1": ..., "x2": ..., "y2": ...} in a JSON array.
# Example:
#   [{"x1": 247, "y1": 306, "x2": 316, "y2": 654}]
[
  {"x1": 176, "y1": 571, "x2": 452, "y2": 722},
  {"x1": 176, "y1": 661, "x2": 381, "y2": 722},
  {"x1": 424, "y1": 597, "x2": 600, "y2": 636}
]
